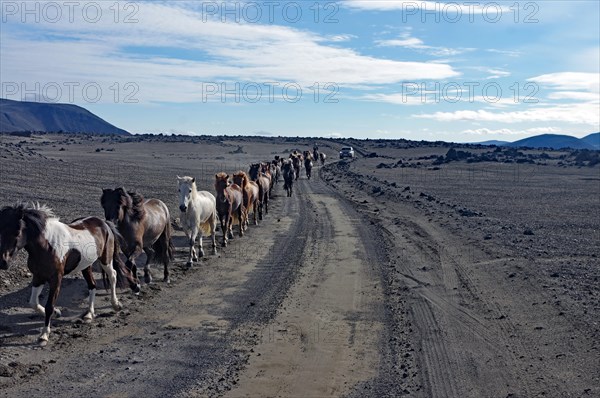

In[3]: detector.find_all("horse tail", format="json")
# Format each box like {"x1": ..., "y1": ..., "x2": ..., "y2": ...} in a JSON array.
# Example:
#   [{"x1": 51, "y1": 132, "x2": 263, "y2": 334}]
[
  {"x1": 106, "y1": 221, "x2": 138, "y2": 292},
  {"x1": 153, "y1": 214, "x2": 175, "y2": 266},
  {"x1": 200, "y1": 220, "x2": 212, "y2": 236}
]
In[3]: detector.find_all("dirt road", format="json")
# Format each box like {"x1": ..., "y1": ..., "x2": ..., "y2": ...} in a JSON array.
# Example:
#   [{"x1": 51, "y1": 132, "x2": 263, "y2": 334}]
[
  {"x1": 0, "y1": 165, "x2": 395, "y2": 397},
  {"x1": 1, "y1": 135, "x2": 598, "y2": 397}
]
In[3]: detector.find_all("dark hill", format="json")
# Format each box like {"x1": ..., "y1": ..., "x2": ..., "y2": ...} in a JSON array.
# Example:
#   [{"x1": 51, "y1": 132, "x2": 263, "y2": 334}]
[
  {"x1": 506, "y1": 134, "x2": 594, "y2": 150},
  {"x1": 0, "y1": 98, "x2": 129, "y2": 135}
]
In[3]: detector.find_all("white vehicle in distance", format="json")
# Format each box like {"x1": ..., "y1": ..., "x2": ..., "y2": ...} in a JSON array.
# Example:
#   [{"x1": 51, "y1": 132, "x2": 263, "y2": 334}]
[{"x1": 339, "y1": 147, "x2": 355, "y2": 159}]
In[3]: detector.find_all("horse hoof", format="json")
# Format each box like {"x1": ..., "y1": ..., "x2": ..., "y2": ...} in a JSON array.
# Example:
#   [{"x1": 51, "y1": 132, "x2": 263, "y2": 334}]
[
  {"x1": 186, "y1": 261, "x2": 193, "y2": 268},
  {"x1": 112, "y1": 302, "x2": 123, "y2": 311},
  {"x1": 144, "y1": 274, "x2": 152, "y2": 284},
  {"x1": 39, "y1": 339, "x2": 48, "y2": 347},
  {"x1": 212, "y1": 249, "x2": 218, "y2": 256},
  {"x1": 53, "y1": 308, "x2": 62, "y2": 318},
  {"x1": 221, "y1": 242, "x2": 227, "y2": 248},
  {"x1": 131, "y1": 284, "x2": 141, "y2": 294},
  {"x1": 163, "y1": 277, "x2": 171, "y2": 284},
  {"x1": 83, "y1": 312, "x2": 94, "y2": 323}
]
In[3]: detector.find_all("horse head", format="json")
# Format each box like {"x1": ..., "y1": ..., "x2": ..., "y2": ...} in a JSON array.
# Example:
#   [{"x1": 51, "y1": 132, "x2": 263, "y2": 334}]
[
  {"x1": 232, "y1": 171, "x2": 247, "y2": 189},
  {"x1": 0, "y1": 204, "x2": 49, "y2": 270},
  {"x1": 101, "y1": 187, "x2": 129, "y2": 223},
  {"x1": 248, "y1": 164, "x2": 261, "y2": 181},
  {"x1": 177, "y1": 176, "x2": 196, "y2": 213},
  {"x1": 215, "y1": 172, "x2": 230, "y2": 192}
]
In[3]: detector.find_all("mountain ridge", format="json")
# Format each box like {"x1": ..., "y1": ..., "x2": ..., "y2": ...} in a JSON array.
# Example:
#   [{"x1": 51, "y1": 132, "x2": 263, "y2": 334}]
[{"x1": 0, "y1": 98, "x2": 129, "y2": 135}]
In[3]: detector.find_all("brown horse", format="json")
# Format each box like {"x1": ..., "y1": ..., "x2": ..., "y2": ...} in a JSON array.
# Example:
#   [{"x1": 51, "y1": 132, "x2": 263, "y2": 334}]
[
  {"x1": 303, "y1": 151, "x2": 314, "y2": 179},
  {"x1": 232, "y1": 171, "x2": 260, "y2": 229},
  {"x1": 101, "y1": 188, "x2": 174, "y2": 284},
  {"x1": 0, "y1": 203, "x2": 138, "y2": 345},
  {"x1": 249, "y1": 163, "x2": 270, "y2": 219},
  {"x1": 291, "y1": 154, "x2": 302, "y2": 180},
  {"x1": 260, "y1": 162, "x2": 274, "y2": 198},
  {"x1": 215, "y1": 172, "x2": 244, "y2": 247},
  {"x1": 271, "y1": 159, "x2": 281, "y2": 185},
  {"x1": 282, "y1": 159, "x2": 296, "y2": 197}
]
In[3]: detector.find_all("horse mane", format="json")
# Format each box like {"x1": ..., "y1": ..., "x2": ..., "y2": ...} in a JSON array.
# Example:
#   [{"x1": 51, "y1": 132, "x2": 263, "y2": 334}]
[
  {"x1": 0, "y1": 203, "x2": 54, "y2": 240},
  {"x1": 126, "y1": 191, "x2": 146, "y2": 222},
  {"x1": 233, "y1": 171, "x2": 248, "y2": 189}
]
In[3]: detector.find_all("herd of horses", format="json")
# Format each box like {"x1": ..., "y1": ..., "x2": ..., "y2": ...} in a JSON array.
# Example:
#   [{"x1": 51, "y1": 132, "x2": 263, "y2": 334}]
[{"x1": 0, "y1": 148, "x2": 326, "y2": 345}]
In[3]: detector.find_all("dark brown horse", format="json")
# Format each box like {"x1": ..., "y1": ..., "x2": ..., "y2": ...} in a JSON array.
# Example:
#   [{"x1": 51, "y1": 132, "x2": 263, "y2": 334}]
[
  {"x1": 232, "y1": 171, "x2": 260, "y2": 229},
  {"x1": 249, "y1": 163, "x2": 270, "y2": 220},
  {"x1": 282, "y1": 159, "x2": 296, "y2": 197},
  {"x1": 101, "y1": 188, "x2": 174, "y2": 284},
  {"x1": 0, "y1": 203, "x2": 138, "y2": 345},
  {"x1": 215, "y1": 172, "x2": 244, "y2": 247}
]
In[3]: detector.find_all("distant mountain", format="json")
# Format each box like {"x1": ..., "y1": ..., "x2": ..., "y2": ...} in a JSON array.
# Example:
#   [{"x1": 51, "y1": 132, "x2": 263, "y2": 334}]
[
  {"x1": 580, "y1": 132, "x2": 600, "y2": 149},
  {"x1": 475, "y1": 140, "x2": 509, "y2": 146},
  {"x1": 506, "y1": 134, "x2": 595, "y2": 150},
  {"x1": 0, "y1": 98, "x2": 129, "y2": 135}
]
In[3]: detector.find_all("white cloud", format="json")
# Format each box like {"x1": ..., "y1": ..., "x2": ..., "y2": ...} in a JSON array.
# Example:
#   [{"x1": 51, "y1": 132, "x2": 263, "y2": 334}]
[
  {"x1": 528, "y1": 72, "x2": 600, "y2": 92},
  {"x1": 462, "y1": 127, "x2": 562, "y2": 136},
  {"x1": 487, "y1": 49, "x2": 522, "y2": 58},
  {"x1": 548, "y1": 91, "x2": 599, "y2": 102},
  {"x1": 0, "y1": 2, "x2": 459, "y2": 104},
  {"x1": 376, "y1": 32, "x2": 474, "y2": 57},
  {"x1": 413, "y1": 102, "x2": 599, "y2": 126},
  {"x1": 344, "y1": 0, "x2": 507, "y2": 13},
  {"x1": 485, "y1": 69, "x2": 511, "y2": 79}
]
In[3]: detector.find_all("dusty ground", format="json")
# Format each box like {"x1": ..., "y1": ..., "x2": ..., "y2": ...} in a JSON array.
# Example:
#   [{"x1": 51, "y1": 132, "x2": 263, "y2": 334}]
[{"x1": 0, "y1": 134, "x2": 598, "y2": 397}]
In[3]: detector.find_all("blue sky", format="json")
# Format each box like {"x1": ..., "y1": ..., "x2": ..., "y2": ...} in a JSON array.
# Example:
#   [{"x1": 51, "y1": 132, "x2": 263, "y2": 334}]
[{"x1": 1, "y1": 0, "x2": 598, "y2": 141}]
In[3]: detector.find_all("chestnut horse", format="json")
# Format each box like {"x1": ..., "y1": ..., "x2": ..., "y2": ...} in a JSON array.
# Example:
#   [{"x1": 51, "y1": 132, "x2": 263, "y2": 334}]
[
  {"x1": 178, "y1": 176, "x2": 218, "y2": 266},
  {"x1": 214, "y1": 172, "x2": 244, "y2": 247},
  {"x1": 282, "y1": 159, "x2": 296, "y2": 197},
  {"x1": 249, "y1": 163, "x2": 270, "y2": 220},
  {"x1": 232, "y1": 171, "x2": 260, "y2": 229},
  {"x1": 101, "y1": 188, "x2": 174, "y2": 284},
  {"x1": 0, "y1": 203, "x2": 138, "y2": 345}
]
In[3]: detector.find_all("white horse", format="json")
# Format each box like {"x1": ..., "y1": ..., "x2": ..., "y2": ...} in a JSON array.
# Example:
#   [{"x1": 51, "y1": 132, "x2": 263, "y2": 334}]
[{"x1": 177, "y1": 176, "x2": 218, "y2": 266}]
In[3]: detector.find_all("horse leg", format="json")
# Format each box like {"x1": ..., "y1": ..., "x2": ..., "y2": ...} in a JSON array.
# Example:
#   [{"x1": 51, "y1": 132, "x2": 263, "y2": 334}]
[
  {"x1": 29, "y1": 279, "x2": 46, "y2": 316},
  {"x1": 238, "y1": 206, "x2": 244, "y2": 237},
  {"x1": 126, "y1": 257, "x2": 139, "y2": 284},
  {"x1": 39, "y1": 274, "x2": 62, "y2": 346},
  {"x1": 220, "y1": 215, "x2": 228, "y2": 247},
  {"x1": 253, "y1": 201, "x2": 258, "y2": 225},
  {"x1": 195, "y1": 228, "x2": 203, "y2": 259},
  {"x1": 211, "y1": 219, "x2": 218, "y2": 255},
  {"x1": 264, "y1": 194, "x2": 269, "y2": 215},
  {"x1": 98, "y1": 260, "x2": 122, "y2": 312},
  {"x1": 143, "y1": 248, "x2": 154, "y2": 284},
  {"x1": 81, "y1": 266, "x2": 97, "y2": 323},
  {"x1": 227, "y1": 214, "x2": 234, "y2": 240}
]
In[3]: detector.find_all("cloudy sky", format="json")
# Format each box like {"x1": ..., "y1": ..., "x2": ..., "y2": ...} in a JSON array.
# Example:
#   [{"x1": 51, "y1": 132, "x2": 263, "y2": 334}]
[{"x1": 1, "y1": 0, "x2": 598, "y2": 141}]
